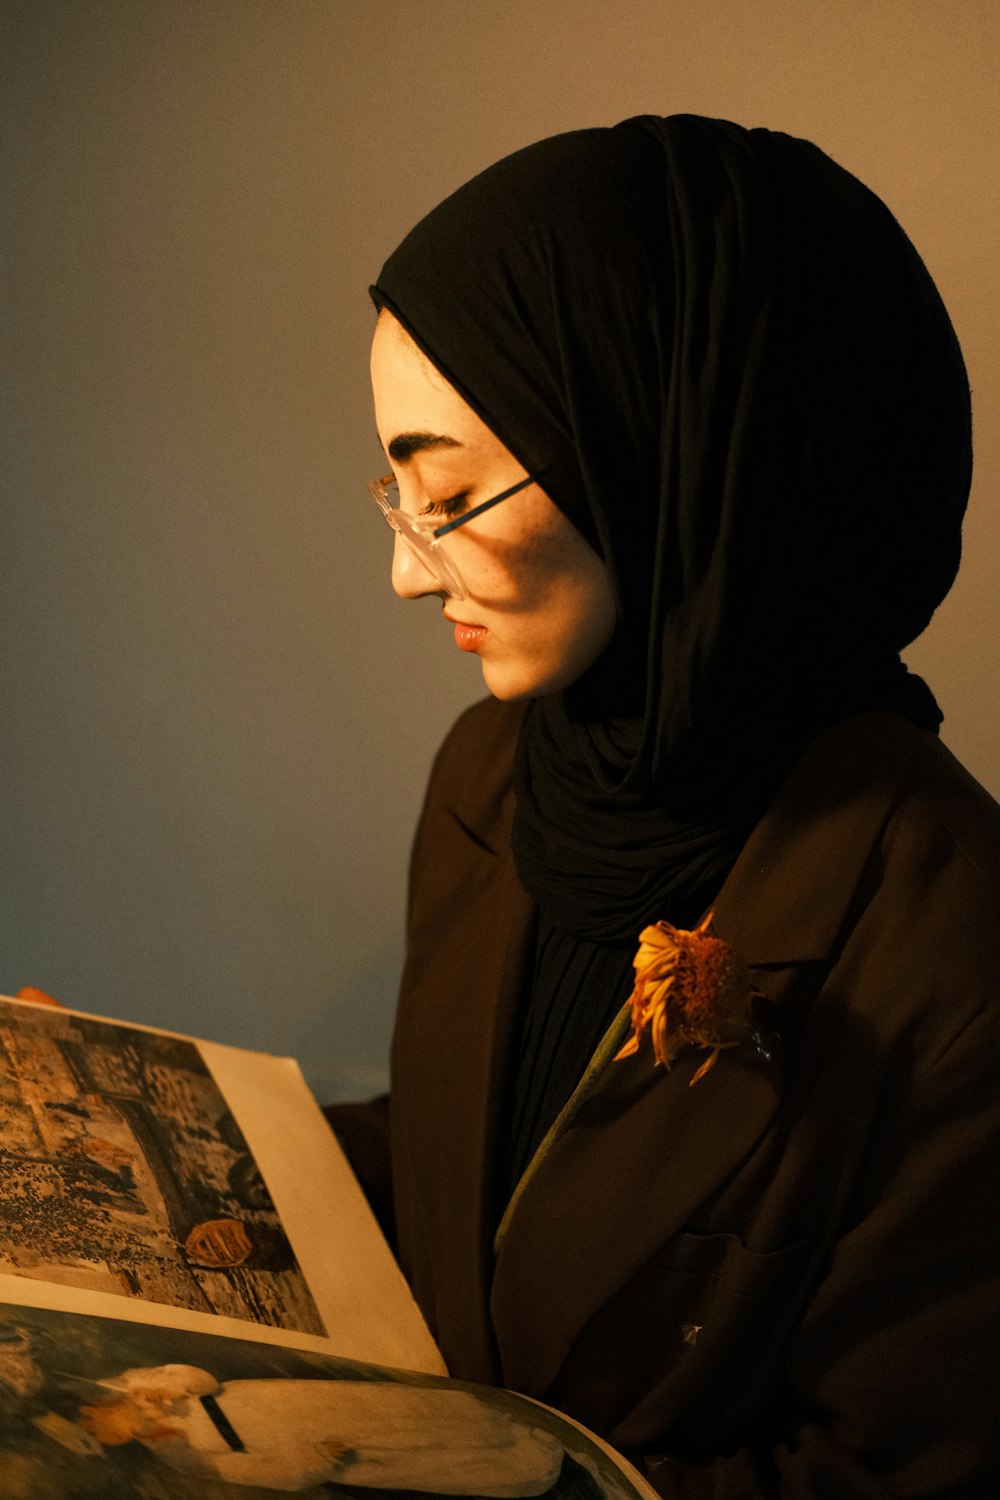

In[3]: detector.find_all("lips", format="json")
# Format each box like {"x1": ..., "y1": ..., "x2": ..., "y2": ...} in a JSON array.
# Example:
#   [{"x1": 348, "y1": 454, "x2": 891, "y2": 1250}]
[
  {"x1": 444, "y1": 608, "x2": 489, "y2": 652},
  {"x1": 452, "y1": 622, "x2": 488, "y2": 651}
]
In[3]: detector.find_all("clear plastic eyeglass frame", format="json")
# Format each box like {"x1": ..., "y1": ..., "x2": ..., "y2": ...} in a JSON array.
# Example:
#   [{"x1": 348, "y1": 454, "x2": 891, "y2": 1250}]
[{"x1": 366, "y1": 473, "x2": 536, "y2": 600}]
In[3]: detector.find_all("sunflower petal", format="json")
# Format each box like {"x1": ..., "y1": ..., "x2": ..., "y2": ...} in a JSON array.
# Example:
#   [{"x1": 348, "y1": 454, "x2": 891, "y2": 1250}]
[{"x1": 614, "y1": 913, "x2": 762, "y2": 1085}]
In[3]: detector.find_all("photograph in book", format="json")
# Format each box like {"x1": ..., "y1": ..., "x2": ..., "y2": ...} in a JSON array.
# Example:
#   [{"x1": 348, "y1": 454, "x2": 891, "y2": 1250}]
[
  {"x1": 0, "y1": 1301, "x2": 646, "y2": 1499},
  {"x1": 0, "y1": 1000, "x2": 324, "y2": 1335}
]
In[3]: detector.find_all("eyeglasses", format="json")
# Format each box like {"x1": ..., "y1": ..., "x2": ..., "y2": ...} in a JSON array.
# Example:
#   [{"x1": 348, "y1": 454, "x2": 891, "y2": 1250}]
[{"x1": 366, "y1": 472, "x2": 536, "y2": 599}]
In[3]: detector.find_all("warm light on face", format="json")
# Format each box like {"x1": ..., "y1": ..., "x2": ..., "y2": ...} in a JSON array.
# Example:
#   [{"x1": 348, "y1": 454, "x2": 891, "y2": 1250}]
[{"x1": 369, "y1": 312, "x2": 616, "y2": 700}]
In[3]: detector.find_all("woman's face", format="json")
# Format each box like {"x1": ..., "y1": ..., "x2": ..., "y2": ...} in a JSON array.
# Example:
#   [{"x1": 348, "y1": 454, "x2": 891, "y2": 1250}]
[{"x1": 369, "y1": 312, "x2": 616, "y2": 700}]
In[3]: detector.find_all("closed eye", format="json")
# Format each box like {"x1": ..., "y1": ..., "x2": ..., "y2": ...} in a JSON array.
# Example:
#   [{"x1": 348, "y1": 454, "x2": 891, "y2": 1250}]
[{"x1": 418, "y1": 491, "x2": 470, "y2": 520}]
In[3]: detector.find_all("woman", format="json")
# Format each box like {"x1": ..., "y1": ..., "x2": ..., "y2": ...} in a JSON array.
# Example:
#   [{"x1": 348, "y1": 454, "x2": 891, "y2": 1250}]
[{"x1": 334, "y1": 114, "x2": 1000, "y2": 1496}]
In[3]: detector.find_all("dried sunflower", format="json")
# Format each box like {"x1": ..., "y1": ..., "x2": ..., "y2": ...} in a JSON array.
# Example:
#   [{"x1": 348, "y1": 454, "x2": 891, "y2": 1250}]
[{"x1": 614, "y1": 912, "x2": 767, "y2": 1084}]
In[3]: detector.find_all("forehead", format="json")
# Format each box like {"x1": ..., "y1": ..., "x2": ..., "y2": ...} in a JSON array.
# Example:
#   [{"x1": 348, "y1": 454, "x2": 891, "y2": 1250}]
[{"x1": 370, "y1": 313, "x2": 488, "y2": 451}]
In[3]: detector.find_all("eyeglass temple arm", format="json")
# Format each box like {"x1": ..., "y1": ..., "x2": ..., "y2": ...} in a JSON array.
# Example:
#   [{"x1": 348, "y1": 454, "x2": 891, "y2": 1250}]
[{"x1": 432, "y1": 473, "x2": 538, "y2": 538}]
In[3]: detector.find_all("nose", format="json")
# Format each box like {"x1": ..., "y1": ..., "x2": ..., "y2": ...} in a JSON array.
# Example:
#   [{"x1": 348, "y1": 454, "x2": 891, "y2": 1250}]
[{"x1": 390, "y1": 532, "x2": 446, "y2": 600}]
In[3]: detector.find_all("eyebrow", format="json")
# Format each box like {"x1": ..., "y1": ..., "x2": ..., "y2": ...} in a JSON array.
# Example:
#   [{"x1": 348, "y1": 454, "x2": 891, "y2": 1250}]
[{"x1": 386, "y1": 431, "x2": 464, "y2": 463}]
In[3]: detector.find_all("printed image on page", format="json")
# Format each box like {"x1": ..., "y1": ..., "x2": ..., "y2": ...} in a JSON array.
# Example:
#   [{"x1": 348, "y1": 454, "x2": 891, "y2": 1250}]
[
  {"x1": 0, "y1": 999, "x2": 322, "y2": 1334},
  {"x1": 0, "y1": 1301, "x2": 655, "y2": 1499}
]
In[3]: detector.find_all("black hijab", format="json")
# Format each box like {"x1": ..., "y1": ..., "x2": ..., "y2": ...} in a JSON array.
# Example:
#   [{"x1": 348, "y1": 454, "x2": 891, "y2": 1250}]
[{"x1": 373, "y1": 115, "x2": 972, "y2": 943}]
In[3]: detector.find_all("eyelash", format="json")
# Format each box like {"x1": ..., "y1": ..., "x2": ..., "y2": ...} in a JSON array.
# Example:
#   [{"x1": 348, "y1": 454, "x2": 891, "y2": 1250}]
[{"x1": 419, "y1": 491, "x2": 470, "y2": 520}]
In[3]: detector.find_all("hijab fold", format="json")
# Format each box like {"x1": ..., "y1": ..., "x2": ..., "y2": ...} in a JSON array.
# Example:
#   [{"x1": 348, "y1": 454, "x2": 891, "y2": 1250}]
[{"x1": 374, "y1": 114, "x2": 971, "y2": 943}]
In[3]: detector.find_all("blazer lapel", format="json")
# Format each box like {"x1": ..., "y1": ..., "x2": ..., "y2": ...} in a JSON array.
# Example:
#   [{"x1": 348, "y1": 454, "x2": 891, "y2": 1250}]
[
  {"x1": 490, "y1": 713, "x2": 921, "y2": 1396},
  {"x1": 491, "y1": 983, "x2": 783, "y2": 1394}
]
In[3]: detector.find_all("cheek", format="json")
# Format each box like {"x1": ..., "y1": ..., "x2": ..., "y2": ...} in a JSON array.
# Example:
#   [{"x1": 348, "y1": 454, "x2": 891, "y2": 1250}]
[
  {"x1": 526, "y1": 533, "x2": 616, "y2": 649},
  {"x1": 558, "y1": 581, "x2": 617, "y2": 672},
  {"x1": 467, "y1": 518, "x2": 596, "y2": 610},
  {"x1": 475, "y1": 552, "x2": 616, "y2": 699},
  {"x1": 507, "y1": 545, "x2": 616, "y2": 676}
]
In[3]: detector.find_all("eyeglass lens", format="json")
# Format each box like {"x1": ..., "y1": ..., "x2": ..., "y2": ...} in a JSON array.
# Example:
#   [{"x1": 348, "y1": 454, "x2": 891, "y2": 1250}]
[{"x1": 378, "y1": 480, "x2": 466, "y2": 597}]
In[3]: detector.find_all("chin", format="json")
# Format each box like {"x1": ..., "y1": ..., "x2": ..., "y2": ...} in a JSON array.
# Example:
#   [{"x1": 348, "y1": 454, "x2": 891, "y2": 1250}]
[
  {"x1": 482, "y1": 674, "x2": 535, "y2": 702},
  {"x1": 480, "y1": 659, "x2": 577, "y2": 701}
]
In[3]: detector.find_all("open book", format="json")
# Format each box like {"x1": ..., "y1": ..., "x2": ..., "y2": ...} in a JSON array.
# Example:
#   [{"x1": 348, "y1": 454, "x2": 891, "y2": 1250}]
[{"x1": 0, "y1": 994, "x2": 657, "y2": 1498}]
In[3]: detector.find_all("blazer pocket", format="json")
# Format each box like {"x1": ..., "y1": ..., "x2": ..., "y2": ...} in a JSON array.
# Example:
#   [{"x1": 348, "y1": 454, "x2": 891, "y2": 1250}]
[
  {"x1": 562, "y1": 1232, "x2": 816, "y2": 1445},
  {"x1": 632, "y1": 1231, "x2": 815, "y2": 1431},
  {"x1": 649, "y1": 1228, "x2": 812, "y2": 1297},
  {"x1": 548, "y1": 1232, "x2": 815, "y2": 1441}
]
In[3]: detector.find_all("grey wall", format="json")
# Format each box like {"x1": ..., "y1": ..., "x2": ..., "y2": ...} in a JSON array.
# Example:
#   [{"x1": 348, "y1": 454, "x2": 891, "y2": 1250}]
[{"x1": 2, "y1": 0, "x2": 998, "y2": 1102}]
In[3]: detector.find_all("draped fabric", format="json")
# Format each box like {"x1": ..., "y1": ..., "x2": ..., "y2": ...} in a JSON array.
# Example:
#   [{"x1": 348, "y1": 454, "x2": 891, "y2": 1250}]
[
  {"x1": 504, "y1": 918, "x2": 636, "y2": 1199},
  {"x1": 372, "y1": 112, "x2": 971, "y2": 943}
]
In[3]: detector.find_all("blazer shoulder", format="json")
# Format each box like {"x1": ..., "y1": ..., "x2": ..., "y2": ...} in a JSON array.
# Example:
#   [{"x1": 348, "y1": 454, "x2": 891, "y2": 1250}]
[
  {"x1": 901, "y1": 731, "x2": 1000, "y2": 898},
  {"x1": 433, "y1": 695, "x2": 528, "y2": 763},
  {"x1": 418, "y1": 696, "x2": 528, "y2": 855},
  {"x1": 715, "y1": 714, "x2": 1000, "y2": 967},
  {"x1": 831, "y1": 723, "x2": 1000, "y2": 1063},
  {"x1": 425, "y1": 697, "x2": 527, "y2": 804}
]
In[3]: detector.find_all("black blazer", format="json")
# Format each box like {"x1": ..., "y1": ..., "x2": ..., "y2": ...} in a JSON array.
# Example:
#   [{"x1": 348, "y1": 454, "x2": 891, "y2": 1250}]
[{"x1": 359, "y1": 699, "x2": 1000, "y2": 1497}]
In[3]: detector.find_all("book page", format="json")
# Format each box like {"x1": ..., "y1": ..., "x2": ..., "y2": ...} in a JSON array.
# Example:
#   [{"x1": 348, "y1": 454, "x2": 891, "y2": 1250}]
[
  {"x1": 0, "y1": 1286, "x2": 659, "y2": 1499},
  {"x1": 0, "y1": 995, "x2": 443, "y2": 1375}
]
